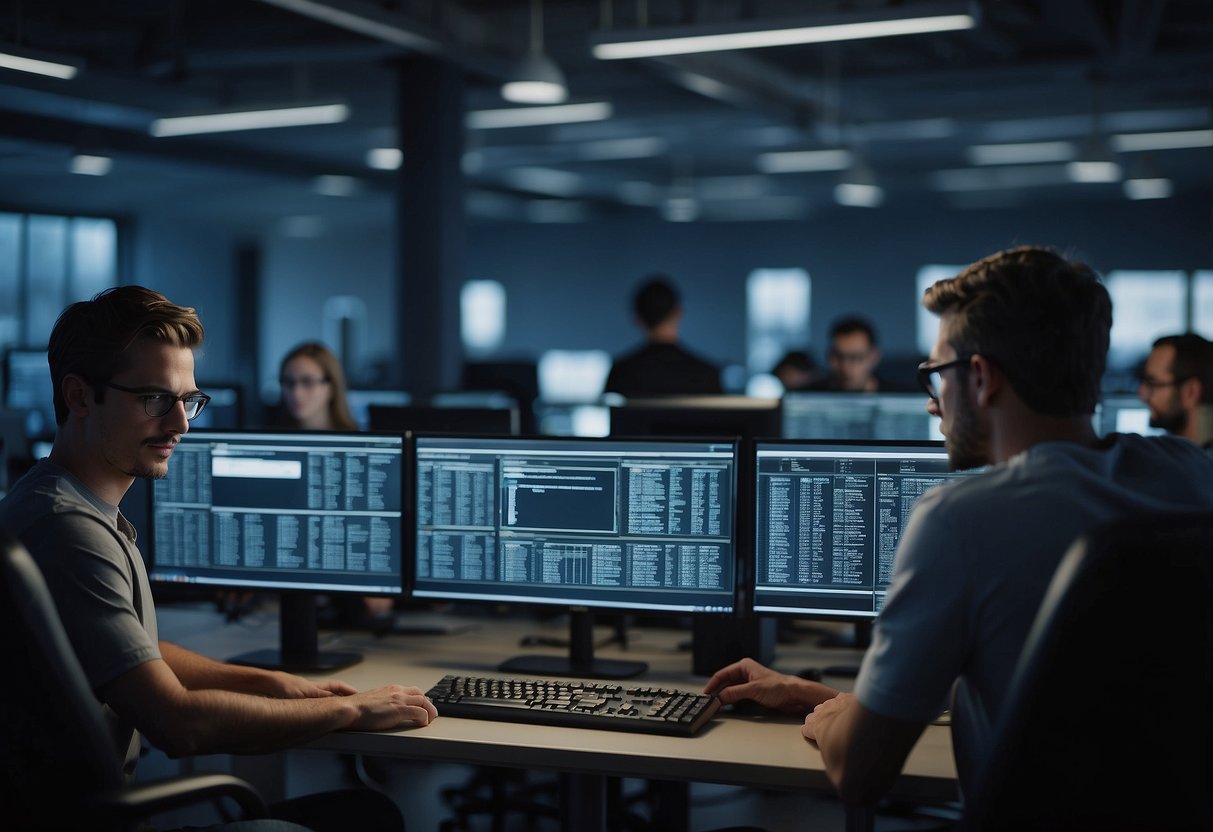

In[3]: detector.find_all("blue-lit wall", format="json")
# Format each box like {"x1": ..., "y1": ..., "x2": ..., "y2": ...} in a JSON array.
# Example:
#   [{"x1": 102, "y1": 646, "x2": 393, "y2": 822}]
[{"x1": 129, "y1": 191, "x2": 1210, "y2": 394}]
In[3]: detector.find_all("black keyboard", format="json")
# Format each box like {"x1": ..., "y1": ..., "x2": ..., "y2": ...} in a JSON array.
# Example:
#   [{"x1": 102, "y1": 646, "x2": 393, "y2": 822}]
[{"x1": 425, "y1": 674, "x2": 721, "y2": 737}]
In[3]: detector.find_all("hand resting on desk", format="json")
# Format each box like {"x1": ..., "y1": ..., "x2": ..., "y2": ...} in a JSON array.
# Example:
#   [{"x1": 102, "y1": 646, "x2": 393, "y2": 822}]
[
  {"x1": 703, "y1": 657, "x2": 840, "y2": 713},
  {"x1": 343, "y1": 685, "x2": 439, "y2": 731}
]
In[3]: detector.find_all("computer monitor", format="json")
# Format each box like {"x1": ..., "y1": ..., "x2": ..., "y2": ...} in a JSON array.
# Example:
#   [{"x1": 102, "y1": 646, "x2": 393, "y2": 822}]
[
  {"x1": 752, "y1": 439, "x2": 979, "y2": 625},
  {"x1": 1096, "y1": 394, "x2": 1164, "y2": 437},
  {"x1": 412, "y1": 435, "x2": 738, "y2": 678},
  {"x1": 191, "y1": 382, "x2": 244, "y2": 429},
  {"x1": 3, "y1": 348, "x2": 55, "y2": 439},
  {"x1": 150, "y1": 430, "x2": 406, "y2": 672},
  {"x1": 609, "y1": 396, "x2": 780, "y2": 443},
  {"x1": 369, "y1": 404, "x2": 519, "y2": 435},
  {"x1": 781, "y1": 391, "x2": 941, "y2": 441},
  {"x1": 345, "y1": 389, "x2": 411, "y2": 430}
]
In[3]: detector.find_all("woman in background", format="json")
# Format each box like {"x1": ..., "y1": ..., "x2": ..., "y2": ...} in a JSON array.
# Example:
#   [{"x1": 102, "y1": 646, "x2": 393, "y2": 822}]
[
  {"x1": 276, "y1": 341, "x2": 393, "y2": 621},
  {"x1": 278, "y1": 341, "x2": 358, "y2": 431}
]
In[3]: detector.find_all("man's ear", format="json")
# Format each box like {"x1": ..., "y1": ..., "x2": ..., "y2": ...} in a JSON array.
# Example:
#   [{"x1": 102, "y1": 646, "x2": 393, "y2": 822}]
[
  {"x1": 969, "y1": 354, "x2": 1003, "y2": 408},
  {"x1": 60, "y1": 374, "x2": 93, "y2": 417},
  {"x1": 1179, "y1": 377, "x2": 1203, "y2": 410}
]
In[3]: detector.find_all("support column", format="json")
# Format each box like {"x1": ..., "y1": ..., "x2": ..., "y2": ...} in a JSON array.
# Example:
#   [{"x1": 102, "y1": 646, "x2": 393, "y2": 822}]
[{"x1": 395, "y1": 56, "x2": 466, "y2": 399}]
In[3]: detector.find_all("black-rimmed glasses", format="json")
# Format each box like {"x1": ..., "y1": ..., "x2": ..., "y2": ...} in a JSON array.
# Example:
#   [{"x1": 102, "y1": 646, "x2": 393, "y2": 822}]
[
  {"x1": 917, "y1": 356, "x2": 972, "y2": 401},
  {"x1": 105, "y1": 381, "x2": 211, "y2": 420}
]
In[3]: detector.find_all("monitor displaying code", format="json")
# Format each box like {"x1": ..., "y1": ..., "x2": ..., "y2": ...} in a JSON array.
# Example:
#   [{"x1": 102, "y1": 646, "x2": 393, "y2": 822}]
[
  {"x1": 753, "y1": 440, "x2": 978, "y2": 618},
  {"x1": 413, "y1": 436, "x2": 738, "y2": 613},
  {"x1": 150, "y1": 431, "x2": 405, "y2": 594}
]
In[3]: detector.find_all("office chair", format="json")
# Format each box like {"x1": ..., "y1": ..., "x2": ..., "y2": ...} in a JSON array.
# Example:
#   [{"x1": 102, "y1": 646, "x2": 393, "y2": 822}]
[
  {"x1": 964, "y1": 511, "x2": 1213, "y2": 832},
  {"x1": 0, "y1": 529, "x2": 268, "y2": 831}
]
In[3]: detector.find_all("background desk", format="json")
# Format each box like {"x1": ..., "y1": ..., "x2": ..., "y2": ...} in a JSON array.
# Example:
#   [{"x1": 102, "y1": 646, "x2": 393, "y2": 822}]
[{"x1": 158, "y1": 604, "x2": 958, "y2": 830}]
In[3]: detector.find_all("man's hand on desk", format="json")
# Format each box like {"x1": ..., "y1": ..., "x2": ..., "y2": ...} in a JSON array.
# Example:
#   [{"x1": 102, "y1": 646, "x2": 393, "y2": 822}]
[
  {"x1": 263, "y1": 671, "x2": 358, "y2": 699},
  {"x1": 801, "y1": 690, "x2": 854, "y2": 742},
  {"x1": 345, "y1": 685, "x2": 438, "y2": 731},
  {"x1": 703, "y1": 657, "x2": 840, "y2": 713}
]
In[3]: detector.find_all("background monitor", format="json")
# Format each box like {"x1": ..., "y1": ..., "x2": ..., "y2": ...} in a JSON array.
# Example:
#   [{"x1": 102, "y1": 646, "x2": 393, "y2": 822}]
[
  {"x1": 1095, "y1": 394, "x2": 1164, "y2": 437},
  {"x1": 150, "y1": 430, "x2": 406, "y2": 671},
  {"x1": 781, "y1": 391, "x2": 941, "y2": 441},
  {"x1": 369, "y1": 404, "x2": 519, "y2": 435},
  {"x1": 3, "y1": 348, "x2": 55, "y2": 439},
  {"x1": 609, "y1": 396, "x2": 780, "y2": 442},
  {"x1": 412, "y1": 435, "x2": 738, "y2": 678},
  {"x1": 191, "y1": 382, "x2": 244, "y2": 429},
  {"x1": 345, "y1": 389, "x2": 411, "y2": 430},
  {"x1": 752, "y1": 440, "x2": 979, "y2": 625}
]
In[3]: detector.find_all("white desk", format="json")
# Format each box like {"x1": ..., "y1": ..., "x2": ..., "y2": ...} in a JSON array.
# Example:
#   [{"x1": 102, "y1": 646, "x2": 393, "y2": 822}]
[{"x1": 158, "y1": 605, "x2": 958, "y2": 830}]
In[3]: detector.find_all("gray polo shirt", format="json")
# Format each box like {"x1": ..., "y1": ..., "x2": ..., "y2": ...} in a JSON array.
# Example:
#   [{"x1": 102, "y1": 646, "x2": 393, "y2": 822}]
[{"x1": 0, "y1": 460, "x2": 160, "y2": 776}]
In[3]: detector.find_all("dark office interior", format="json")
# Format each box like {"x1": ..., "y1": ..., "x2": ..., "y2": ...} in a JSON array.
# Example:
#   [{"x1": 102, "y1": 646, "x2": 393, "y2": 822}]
[{"x1": 1, "y1": 1, "x2": 1211, "y2": 830}]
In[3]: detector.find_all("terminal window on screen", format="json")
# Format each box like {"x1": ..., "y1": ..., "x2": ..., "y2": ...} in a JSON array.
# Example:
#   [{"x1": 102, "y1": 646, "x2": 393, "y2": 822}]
[
  {"x1": 414, "y1": 440, "x2": 737, "y2": 613},
  {"x1": 753, "y1": 444, "x2": 978, "y2": 618}
]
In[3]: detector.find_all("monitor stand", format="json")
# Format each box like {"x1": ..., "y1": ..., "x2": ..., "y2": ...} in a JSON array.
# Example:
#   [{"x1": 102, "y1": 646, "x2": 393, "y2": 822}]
[
  {"x1": 811, "y1": 620, "x2": 872, "y2": 679},
  {"x1": 497, "y1": 609, "x2": 647, "y2": 679},
  {"x1": 229, "y1": 593, "x2": 362, "y2": 673}
]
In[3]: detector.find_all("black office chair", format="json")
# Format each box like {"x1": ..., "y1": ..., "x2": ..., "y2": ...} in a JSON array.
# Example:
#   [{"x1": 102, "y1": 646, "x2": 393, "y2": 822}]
[
  {"x1": 0, "y1": 529, "x2": 268, "y2": 831},
  {"x1": 964, "y1": 511, "x2": 1213, "y2": 832}
]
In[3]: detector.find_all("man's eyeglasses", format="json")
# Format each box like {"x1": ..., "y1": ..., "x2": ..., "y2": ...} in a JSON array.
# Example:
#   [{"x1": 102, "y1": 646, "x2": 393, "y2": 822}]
[
  {"x1": 105, "y1": 381, "x2": 211, "y2": 420},
  {"x1": 1138, "y1": 376, "x2": 1188, "y2": 394},
  {"x1": 917, "y1": 356, "x2": 972, "y2": 401}
]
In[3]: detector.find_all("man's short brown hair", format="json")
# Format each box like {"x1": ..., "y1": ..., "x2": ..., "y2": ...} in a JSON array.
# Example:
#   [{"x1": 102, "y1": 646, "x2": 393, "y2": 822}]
[
  {"x1": 49, "y1": 286, "x2": 205, "y2": 424},
  {"x1": 923, "y1": 246, "x2": 1111, "y2": 417}
]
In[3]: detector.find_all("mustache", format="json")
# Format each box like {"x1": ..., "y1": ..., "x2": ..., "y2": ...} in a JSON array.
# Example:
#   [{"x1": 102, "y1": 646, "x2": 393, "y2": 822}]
[{"x1": 144, "y1": 436, "x2": 179, "y2": 447}]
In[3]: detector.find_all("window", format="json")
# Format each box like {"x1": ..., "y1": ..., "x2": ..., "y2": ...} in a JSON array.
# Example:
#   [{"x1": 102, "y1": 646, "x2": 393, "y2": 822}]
[
  {"x1": 537, "y1": 349, "x2": 612, "y2": 403},
  {"x1": 461, "y1": 280, "x2": 506, "y2": 356},
  {"x1": 916, "y1": 265, "x2": 964, "y2": 357},
  {"x1": 1193, "y1": 271, "x2": 1213, "y2": 339},
  {"x1": 746, "y1": 268, "x2": 810, "y2": 375},
  {"x1": 1104, "y1": 271, "x2": 1186, "y2": 368},
  {"x1": 0, "y1": 212, "x2": 119, "y2": 351}
]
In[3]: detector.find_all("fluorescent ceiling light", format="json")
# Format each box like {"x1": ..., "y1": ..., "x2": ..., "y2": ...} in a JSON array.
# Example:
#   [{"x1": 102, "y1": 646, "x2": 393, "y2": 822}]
[
  {"x1": 0, "y1": 48, "x2": 79, "y2": 79},
  {"x1": 1110, "y1": 129, "x2": 1213, "y2": 153},
  {"x1": 834, "y1": 183, "x2": 884, "y2": 208},
  {"x1": 466, "y1": 102, "x2": 612, "y2": 130},
  {"x1": 150, "y1": 103, "x2": 349, "y2": 137},
  {"x1": 366, "y1": 148, "x2": 401, "y2": 170},
  {"x1": 1066, "y1": 160, "x2": 1121, "y2": 183},
  {"x1": 758, "y1": 149, "x2": 853, "y2": 173},
  {"x1": 931, "y1": 165, "x2": 1072, "y2": 192},
  {"x1": 69, "y1": 154, "x2": 112, "y2": 176},
  {"x1": 1123, "y1": 178, "x2": 1173, "y2": 200},
  {"x1": 592, "y1": 11, "x2": 974, "y2": 60},
  {"x1": 504, "y1": 167, "x2": 583, "y2": 197},
  {"x1": 966, "y1": 141, "x2": 1076, "y2": 165}
]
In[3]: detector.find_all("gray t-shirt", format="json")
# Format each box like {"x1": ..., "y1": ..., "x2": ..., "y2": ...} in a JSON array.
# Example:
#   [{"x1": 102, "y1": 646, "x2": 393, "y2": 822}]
[
  {"x1": 854, "y1": 434, "x2": 1213, "y2": 796},
  {"x1": 0, "y1": 460, "x2": 160, "y2": 776}
]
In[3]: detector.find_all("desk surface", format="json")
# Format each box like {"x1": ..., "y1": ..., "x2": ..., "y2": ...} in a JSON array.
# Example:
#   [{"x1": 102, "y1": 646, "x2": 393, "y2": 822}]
[{"x1": 157, "y1": 605, "x2": 958, "y2": 804}]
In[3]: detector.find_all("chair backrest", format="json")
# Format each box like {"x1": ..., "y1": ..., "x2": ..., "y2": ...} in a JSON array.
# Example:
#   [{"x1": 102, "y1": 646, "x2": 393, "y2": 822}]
[
  {"x1": 965, "y1": 511, "x2": 1213, "y2": 832},
  {"x1": 0, "y1": 529, "x2": 126, "y2": 821}
]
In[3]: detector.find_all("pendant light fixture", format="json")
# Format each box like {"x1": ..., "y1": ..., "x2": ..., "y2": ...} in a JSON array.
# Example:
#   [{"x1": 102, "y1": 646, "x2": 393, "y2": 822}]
[{"x1": 501, "y1": 0, "x2": 568, "y2": 105}]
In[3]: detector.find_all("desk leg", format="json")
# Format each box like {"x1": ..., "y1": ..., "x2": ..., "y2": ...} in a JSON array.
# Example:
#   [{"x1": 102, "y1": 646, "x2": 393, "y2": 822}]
[
  {"x1": 845, "y1": 804, "x2": 875, "y2": 832},
  {"x1": 560, "y1": 772, "x2": 606, "y2": 832}
]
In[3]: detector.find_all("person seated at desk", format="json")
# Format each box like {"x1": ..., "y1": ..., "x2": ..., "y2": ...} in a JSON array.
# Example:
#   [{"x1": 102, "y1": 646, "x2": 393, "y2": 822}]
[
  {"x1": 604, "y1": 274, "x2": 722, "y2": 398},
  {"x1": 806, "y1": 315, "x2": 909, "y2": 392},
  {"x1": 0, "y1": 287, "x2": 436, "y2": 830},
  {"x1": 771, "y1": 350, "x2": 819, "y2": 392},
  {"x1": 1139, "y1": 332, "x2": 1213, "y2": 449},
  {"x1": 705, "y1": 246, "x2": 1213, "y2": 804},
  {"x1": 278, "y1": 341, "x2": 359, "y2": 431}
]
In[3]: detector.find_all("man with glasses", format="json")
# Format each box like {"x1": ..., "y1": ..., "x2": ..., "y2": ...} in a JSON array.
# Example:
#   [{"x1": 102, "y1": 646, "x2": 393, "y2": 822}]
[
  {"x1": 806, "y1": 316, "x2": 911, "y2": 392},
  {"x1": 0, "y1": 287, "x2": 434, "y2": 831},
  {"x1": 706, "y1": 247, "x2": 1213, "y2": 806},
  {"x1": 1139, "y1": 332, "x2": 1213, "y2": 448}
]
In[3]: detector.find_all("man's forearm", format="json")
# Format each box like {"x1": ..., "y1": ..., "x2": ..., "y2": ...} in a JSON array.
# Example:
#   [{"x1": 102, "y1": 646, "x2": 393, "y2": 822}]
[{"x1": 160, "y1": 641, "x2": 277, "y2": 695}]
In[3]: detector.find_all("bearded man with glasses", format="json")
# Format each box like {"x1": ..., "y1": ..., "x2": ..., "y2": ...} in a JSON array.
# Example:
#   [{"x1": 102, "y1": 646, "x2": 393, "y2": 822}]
[
  {"x1": 706, "y1": 246, "x2": 1213, "y2": 808},
  {"x1": 1138, "y1": 332, "x2": 1213, "y2": 448}
]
